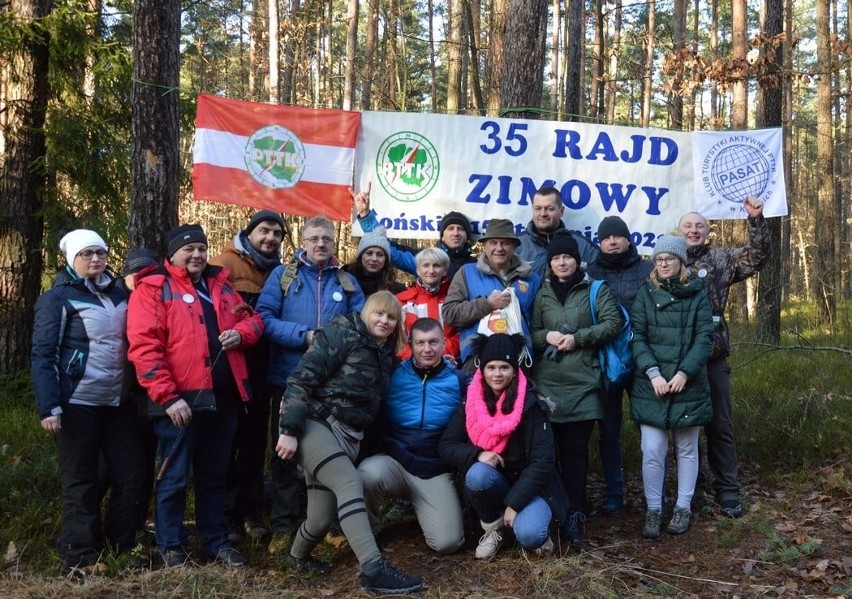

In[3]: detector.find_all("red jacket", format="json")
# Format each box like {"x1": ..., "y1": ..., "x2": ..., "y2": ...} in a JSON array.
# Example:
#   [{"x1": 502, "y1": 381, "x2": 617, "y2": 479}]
[
  {"x1": 396, "y1": 277, "x2": 460, "y2": 360},
  {"x1": 127, "y1": 260, "x2": 263, "y2": 411}
]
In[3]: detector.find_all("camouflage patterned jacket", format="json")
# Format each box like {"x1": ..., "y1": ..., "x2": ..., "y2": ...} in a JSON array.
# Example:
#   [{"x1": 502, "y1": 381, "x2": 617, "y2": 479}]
[
  {"x1": 683, "y1": 215, "x2": 770, "y2": 359},
  {"x1": 279, "y1": 311, "x2": 397, "y2": 437}
]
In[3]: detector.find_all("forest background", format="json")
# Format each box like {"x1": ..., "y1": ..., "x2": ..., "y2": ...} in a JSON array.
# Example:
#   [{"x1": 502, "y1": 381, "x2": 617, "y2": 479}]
[
  {"x1": 0, "y1": 1, "x2": 851, "y2": 595},
  {"x1": 0, "y1": 0, "x2": 850, "y2": 374}
]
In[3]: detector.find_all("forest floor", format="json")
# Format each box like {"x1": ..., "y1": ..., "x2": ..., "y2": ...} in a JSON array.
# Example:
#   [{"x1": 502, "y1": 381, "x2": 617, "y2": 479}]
[{"x1": 1, "y1": 462, "x2": 849, "y2": 598}]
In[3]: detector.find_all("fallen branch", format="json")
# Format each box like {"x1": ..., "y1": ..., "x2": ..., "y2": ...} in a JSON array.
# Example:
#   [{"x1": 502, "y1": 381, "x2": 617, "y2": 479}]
[{"x1": 621, "y1": 563, "x2": 740, "y2": 586}]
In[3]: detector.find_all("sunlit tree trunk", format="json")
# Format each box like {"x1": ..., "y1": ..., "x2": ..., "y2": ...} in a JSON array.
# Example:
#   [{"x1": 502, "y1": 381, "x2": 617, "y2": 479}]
[
  {"x1": 605, "y1": 0, "x2": 622, "y2": 124},
  {"x1": 0, "y1": 0, "x2": 51, "y2": 374},
  {"x1": 486, "y1": 0, "x2": 507, "y2": 115},
  {"x1": 361, "y1": 0, "x2": 378, "y2": 109},
  {"x1": 686, "y1": 0, "x2": 698, "y2": 129},
  {"x1": 641, "y1": 0, "x2": 655, "y2": 127},
  {"x1": 501, "y1": 0, "x2": 548, "y2": 119},
  {"x1": 447, "y1": 0, "x2": 464, "y2": 113},
  {"x1": 671, "y1": 0, "x2": 685, "y2": 129},
  {"x1": 269, "y1": 0, "x2": 280, "y2": 103},
  {"x1": 550, "y1": 0, "x2": 561, "y2": 116},
  {"x1": 782, "y1": 0, "x2": 793, "y2": 296},
  {"x1": 466, "y1": 0, "x2": 485, "y2": 114},
  {"x1": 710, "y1": 0, "x2": 719, "y2": 126},
  {"x1": 814, "y1": 0, "x2": 836, "y2": 322},
  {"x1": 590, "y1": 0, "x2": 604, "y2": 119},
  {"x1": 731, "y1": 0, "x2": 747, "y2": 128},
  {"x1": 343, "y1": 0, "x2": 359, "y2": 110},
  {"x1": 756, "y1": 0, "x2": 783, "y2": 343},
  {"x1": 130, "y1": 0, "x2": 179, "y2": 258}
]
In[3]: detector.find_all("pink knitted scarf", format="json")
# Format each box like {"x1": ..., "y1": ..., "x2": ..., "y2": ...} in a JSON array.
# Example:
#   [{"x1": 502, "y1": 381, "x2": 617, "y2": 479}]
[{"x1": 465, "y1": 369, "x2": 527, "y2": 453}]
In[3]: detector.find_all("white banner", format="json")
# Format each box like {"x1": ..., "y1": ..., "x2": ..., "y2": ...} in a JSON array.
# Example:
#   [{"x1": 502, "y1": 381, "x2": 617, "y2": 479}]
[
  {"x1": 353, "y1": 112, "x2": 785, "y2": 253},
  {"x1": 691, "y1": 128, "x2": 787, "y2": 219}
]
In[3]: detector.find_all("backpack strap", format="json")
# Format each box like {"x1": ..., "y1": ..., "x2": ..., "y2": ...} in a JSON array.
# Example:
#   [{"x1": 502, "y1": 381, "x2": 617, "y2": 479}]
[
  {"x1": 279, "y1": 260, "x2": 299, "y2": 296},
  {"x1": 335, "y1": 268, "x2": 356, "y2": 295},
  {"x1": 589, "y1": 279, "x2": 604, "y2": 325}
]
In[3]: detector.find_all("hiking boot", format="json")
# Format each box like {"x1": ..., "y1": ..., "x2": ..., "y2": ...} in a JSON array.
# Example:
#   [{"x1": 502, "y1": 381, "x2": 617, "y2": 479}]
[
  {"x1": 212, "y1": 547, "x2": 248, "y2": 568},
  {"x1": 666, "y1": 506, "x2": 692, "y2": 535},
  {"x1": 360, "y1": 556, "x2": 422, "y2": 595},
  {"x1": 563, "y1": 511, "x2": 586, "y2": 550},
  {"x1": 601, "y1": 495, "x2": 624, "y2": 515},
  {"x1": 268, "y1": 530, "x2": 294, "y2": 556},
  {"x1": 534, "y1": 536, "x2": 554, "y2": 556},
  {"x1": 287, "y1": 554, "x2": 333, "y2": 574},
  {"x1": 160, "y1": 548, "x2": 190, "y2": 569},
  {"x1": 720, "y1": 500, "x2": 743, "y2": 519},
  {"x1": 642, "y1": 509, "x2": 662, "y2": 539}
]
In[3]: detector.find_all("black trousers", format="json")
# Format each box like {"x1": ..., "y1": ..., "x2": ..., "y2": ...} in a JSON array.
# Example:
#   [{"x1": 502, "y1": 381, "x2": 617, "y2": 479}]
[
  {"x1": 56, "y1": 402, "x2": 145, "y2": 567},
  {"x1": 552, "y1": 419, "x2": 596, "y2": 514},
  {"x1": 268, "y1": 384, "x2": 307, "y2": 533}
]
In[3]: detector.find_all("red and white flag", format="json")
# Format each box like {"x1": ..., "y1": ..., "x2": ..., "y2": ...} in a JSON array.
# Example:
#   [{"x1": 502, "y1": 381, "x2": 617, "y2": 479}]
[{"x1": 192, "y1": 94, "x2": 360, "y2": 221}]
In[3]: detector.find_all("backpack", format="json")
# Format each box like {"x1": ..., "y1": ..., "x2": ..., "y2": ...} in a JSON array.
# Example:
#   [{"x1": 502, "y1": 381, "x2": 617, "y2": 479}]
[
  {"x1": 279, "y1": 259, "x2": 356, "y2": 296},
  {"x1": 589, "y1": 279, "x2": 634, "y2": 387}
]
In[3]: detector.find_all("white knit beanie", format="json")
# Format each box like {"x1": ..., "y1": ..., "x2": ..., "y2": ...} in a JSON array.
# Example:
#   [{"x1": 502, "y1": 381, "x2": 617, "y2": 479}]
[
  {"x1": 356, "y1": 226, "x2": 391, "y2": 262},
  {"x1": 59, "y1": 229, "x2": 108, "y2": 268},
  {"x1": 652, "y1": 235, "x2": 688, "y2": 264}
]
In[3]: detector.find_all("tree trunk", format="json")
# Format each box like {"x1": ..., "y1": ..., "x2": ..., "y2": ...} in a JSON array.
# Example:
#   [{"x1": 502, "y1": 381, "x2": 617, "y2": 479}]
[
  {"x1": 589, "y1": 0, "x2": 604, "y2": 119},
  {"x1": 606, "y1": 0, "x2": 622, "y2": 124},
  {"x1": 814, "y1": 0, "x2": 837, "y2": 322},
  {"x1": 343, "y1": 0, "x2": 359, "y2": 110},
  {"x1": 360, "y1": 0, "x2": 378, "y2": 109},
  {"x1": 268, "y1": 0, "x2": 280, "y2": 103},
  {"x1": 388, "y1": 0, "x2": 399, "y2": 108},
  {"x1": 564, "y1": 0, "x2": 583, "y2": 121},
  {"x1": 249, "y1": 0, "x2": 267, "y2": 100},
  {"x1": 466, "y1": 0, "x2": 485, "y2": 114},
  {"x1": 486, "y1": 0, "x2": 507, "y2": 115},
  {"x1": 428, "y1": 0, "x2": 437, "y2": 111},
  {"x1": 447, "y1": 0, "x2": 464, "y2": 113},
  {"x1": 130, "y1": 0, "x2": 180, "y2": 256},
  {"x1": 641, "y1": 0, "x2": 655, "y2": 127},
  {"x1": 0, "y1": 0, "x2": 52, "y2": 374},
  {"x1": 282, "y1": 0, "x2": 298, "y2": 104},
  {"x1": 670, "y1": 0, "x2": 685, "y2": 129},
  {"x1": 550, "y1": 0, "x2": 561, "y2": 115},
  {"x1": 501, "y1": 0, "x2": 548, "y2": 119},
  {"x1": 731, "y1": 0, "x2": 747, "y2": 127},
  {"x1": 710, "y1": 0, "x2": 719, "y2": 126},
  {"x1": 756, "y1": 0, "x2": 783, "y2": 343}
]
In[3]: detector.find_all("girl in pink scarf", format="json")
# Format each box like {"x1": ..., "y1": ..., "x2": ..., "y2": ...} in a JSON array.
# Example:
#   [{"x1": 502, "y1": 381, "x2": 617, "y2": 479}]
[{"x1": 439, "y1": 333, "x2": 565, "y2": 560}]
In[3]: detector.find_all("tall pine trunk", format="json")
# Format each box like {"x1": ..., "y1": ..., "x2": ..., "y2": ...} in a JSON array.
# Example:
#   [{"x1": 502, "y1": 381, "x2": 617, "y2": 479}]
[
  {"x1": 0, "y1": 0, "x2": 52, "y2": 374},
  {"x1": 501, "y1": 0, "x2": 548, "y2": 119},
  {"x1": 130, "y1": 0, "x2": 180, "y2": 254}
]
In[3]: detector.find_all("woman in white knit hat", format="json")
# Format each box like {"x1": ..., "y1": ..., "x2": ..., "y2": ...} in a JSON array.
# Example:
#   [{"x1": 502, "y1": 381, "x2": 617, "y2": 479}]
[{"x1": 31, "y1": 229, "x2": 145, "y2": 574}]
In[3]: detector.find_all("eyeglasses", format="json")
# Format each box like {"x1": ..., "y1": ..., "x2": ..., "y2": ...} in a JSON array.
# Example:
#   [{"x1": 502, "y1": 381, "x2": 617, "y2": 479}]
[
  {"x1": 655, "y1": 256, "x2": 678, "y2": 265},
  {"x1": 304, "y1": 236, "x2": 333, "y2": 245},
  {"x1": 78, "y1": 249, "x2": 107, "y2": 260}
]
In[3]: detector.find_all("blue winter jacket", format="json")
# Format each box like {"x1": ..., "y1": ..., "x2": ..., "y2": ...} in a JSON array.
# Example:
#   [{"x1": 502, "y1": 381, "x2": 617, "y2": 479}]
[
  {"x1": 256, "y1": 250, "x2": 365, "y2": 387},
  {"x1": 382, "y1": 358, "x2": 467, "y2": 478},
  {"x1": 31, "y1": 267, "x2": 128, "y2": 418}
]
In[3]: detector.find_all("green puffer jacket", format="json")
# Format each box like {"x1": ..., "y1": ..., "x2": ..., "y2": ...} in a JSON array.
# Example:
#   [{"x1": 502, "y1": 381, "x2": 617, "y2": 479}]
[
  {"x1": 628, "y1": 275, "x2": 713, "y2": 430},
  {"x1": 279, "y1": 312, "x2": 398, "y2": 436},
  {"x1": 530, "y1": 276, "x2": 623, "y2": 423}
]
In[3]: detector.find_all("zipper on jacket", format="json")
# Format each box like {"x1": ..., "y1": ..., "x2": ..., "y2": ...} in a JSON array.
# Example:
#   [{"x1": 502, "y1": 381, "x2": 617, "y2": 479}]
[
  {"x1": 419, "y1": 373, "x2": 428, "y2": 429},
  {"x1": 315, "y1": 269, "x2": 323, "y2": 326}
]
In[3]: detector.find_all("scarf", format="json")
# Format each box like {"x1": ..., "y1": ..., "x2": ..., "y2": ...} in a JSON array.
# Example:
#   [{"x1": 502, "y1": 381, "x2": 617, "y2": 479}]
[
  {"x1": 550, "y1": 270, "x2": 584, "y2": 305},
  {"x1": 594, "y1": 244, "x2": 637, "y2": 270},
  {"x1": 465, "y1": 368, "x2": 527, "y2": 454},
  {"x1": 238, "y1": 231, "x2": 282, "y2": 273}
]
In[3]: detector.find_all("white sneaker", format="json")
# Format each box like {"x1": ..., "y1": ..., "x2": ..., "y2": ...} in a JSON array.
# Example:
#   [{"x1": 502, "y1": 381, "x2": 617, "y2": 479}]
[
  {"x1": 534, "y1": 536, "x2": 554, "y2": 556},
  {"x1": 475, "y1": 529, "x2": 504, "y2": 559}
]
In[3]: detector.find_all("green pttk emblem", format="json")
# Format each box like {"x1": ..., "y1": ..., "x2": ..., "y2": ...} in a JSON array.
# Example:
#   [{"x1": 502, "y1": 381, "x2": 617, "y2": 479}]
[
  {"x1": 244, "y1": 125, "x2": 306, "y2": 189},
  {"x1": 376, "y1": 131, "x2": 440, "y2": 202}
]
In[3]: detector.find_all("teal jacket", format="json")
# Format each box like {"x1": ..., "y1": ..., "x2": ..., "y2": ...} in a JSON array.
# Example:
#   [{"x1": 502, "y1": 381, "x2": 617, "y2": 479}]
[
  {"x1": 530, "y1": 275, "x2": 623, "y2": 423},
  {"x1": 628, "y1": 275, "x2": 713, "y2": 430}
]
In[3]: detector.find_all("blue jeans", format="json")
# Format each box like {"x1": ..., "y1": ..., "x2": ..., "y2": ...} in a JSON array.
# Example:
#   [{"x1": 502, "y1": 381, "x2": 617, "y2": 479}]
[
  {"x1": 153, "y1": 406, "x2": 237, "y2": 556},
  {"x1": 464, "y1": 462, "x2": 552, "y2": 550},
  {"x1": 599, "y1": 383, "x2": 626, "y2": 498}
]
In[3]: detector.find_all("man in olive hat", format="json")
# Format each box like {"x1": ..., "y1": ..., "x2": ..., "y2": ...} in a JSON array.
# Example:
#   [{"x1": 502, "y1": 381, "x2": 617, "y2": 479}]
[{"x1": 443, "y1": 219, "x2": 540, "y2": 371}]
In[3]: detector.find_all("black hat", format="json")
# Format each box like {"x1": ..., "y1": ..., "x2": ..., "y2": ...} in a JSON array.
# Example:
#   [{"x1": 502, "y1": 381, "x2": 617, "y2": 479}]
[
  {"x1": 474, "y1": 333, "x2": 525, "y2": 370},
  {"x1": 122, "y1": 248, "x2": 158, "y2": 277},
  {"x1": 439, "y1": 211, "x2": 472, "y2": 238},
  {"x1": 245, "y1": 209, "x2": 286, "y2": 235},
  {"x1": 597, "y1": 215, "x2": 631, "y2": 242},
  {"x1": 166, "y1": 224, "x2": 208, "y2": 258},
  {"x1": 546, "y1": 231, "x2": 581, "y2": 264}
]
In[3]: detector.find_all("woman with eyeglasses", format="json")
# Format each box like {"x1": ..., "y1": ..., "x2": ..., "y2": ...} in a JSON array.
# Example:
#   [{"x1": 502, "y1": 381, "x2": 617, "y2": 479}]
[
  {"x1": 629, "y1": 235, "x2": 714, "y2": 540},
  {"x1": 31, "y1": 229, "x2": 145, "y2": 574}
]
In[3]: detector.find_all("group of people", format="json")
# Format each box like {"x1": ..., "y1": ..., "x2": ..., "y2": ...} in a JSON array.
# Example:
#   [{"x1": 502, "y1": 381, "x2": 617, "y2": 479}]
[{"x1": 31, "y1": 187, "x2": 768, "y2": 594}]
